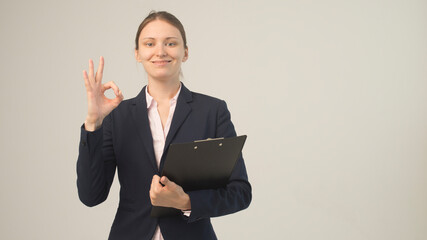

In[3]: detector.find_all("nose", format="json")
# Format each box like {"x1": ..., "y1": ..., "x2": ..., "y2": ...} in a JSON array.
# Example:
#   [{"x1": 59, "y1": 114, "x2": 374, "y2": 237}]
[{"x1": 156, "y1": 44, "x2": 167, "y2": 57}]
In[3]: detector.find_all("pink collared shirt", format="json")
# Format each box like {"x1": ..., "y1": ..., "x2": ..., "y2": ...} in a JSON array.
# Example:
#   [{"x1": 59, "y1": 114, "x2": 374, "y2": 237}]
[
  {"x1": 146, "y1": 84, "x2": 181, "y2": 170},
  {"x1": 146, "y1": 84, "x2": 189, "y2": 240}
]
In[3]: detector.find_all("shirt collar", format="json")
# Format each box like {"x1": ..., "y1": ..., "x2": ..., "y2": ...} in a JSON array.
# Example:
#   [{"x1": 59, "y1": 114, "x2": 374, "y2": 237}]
[{"x1": 145, "y1": 82, "x2": 182, "y2": 109}]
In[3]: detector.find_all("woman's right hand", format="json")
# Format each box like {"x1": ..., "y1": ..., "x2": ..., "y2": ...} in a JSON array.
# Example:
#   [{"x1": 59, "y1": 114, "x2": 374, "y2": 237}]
[{"x1": 83, "y1": 56, "x2": 124, "y2": 131}]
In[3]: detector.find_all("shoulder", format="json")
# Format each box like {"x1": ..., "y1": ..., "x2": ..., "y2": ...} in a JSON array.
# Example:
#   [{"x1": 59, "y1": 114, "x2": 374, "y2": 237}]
[
  {"x1": 188, "y1": 90, "x2": 230, "y2": 113},
  {"x1": 190, "y1": 91, "x2": 224, "y2": 105}
]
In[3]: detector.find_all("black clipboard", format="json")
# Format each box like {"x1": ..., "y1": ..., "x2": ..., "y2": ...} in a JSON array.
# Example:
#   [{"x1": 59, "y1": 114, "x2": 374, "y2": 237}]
[{"x1": 151, "y1": 135, "x2": 247, "y2": 217}]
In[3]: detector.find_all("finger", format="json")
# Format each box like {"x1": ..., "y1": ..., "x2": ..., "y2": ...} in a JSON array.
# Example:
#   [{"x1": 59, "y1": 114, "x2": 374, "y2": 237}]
[
  {"x1": 161, "y1": 177, "x2": 179, "y2": 192},
  {"x1": 118, "y1": 90, "x2": 124, "y2": 100},
  {"x1": 149, "y1": 177, "x2": 155, "y2": 194},
  {"x1": 160, "y1": 176, "x2": 170, "y2": 186},
  {"x1": 149, "y1": 181, "x2": 157, "y2": 205},
  {"x1": 149, "y1": 177, "x2": 156, "y2": 197},
  {"x1": 82, "y1": 70, "x2": 90, "y2": 89},
  {"x1": 88, "y1": 59, "x2": 95, "y2": 83},
  {"x1": 152, "y1": 175, "x2": 160, "y2": 183},
  {"x1": 112, "y1": 90, "x2": 124, "y2": 106},
  {"x1": 95, "y1": 56, "x2": 104, "y2": 83},
  {"x1": 151, "y1": 175, "x2": 162, "y2": 192},
  {"x1": 102, "y1": 81, "x2": 120, "y2": 96}
]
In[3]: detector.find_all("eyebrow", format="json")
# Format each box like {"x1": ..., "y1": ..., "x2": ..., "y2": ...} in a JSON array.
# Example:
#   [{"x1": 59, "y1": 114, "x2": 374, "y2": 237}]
[{"x1": 142, "y1": 37, "x2": 179, "y2": 40}]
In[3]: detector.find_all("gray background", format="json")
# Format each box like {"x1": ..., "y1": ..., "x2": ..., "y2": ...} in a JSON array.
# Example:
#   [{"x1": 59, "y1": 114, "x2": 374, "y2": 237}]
[{"x1": 1, "y1": 0, "x2": 426, "y2": 239}]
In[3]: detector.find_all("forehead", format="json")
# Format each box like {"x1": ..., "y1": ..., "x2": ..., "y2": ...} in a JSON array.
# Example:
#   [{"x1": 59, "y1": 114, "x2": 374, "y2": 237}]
[{"x1": 140, "y1": 19, "x2": 182, "y2": 40}]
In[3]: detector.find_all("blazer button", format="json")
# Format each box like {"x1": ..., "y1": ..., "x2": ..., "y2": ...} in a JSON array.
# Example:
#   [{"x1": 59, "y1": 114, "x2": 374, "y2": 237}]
[{"x1": 81, "y1": 140, "x2": 87, "y2": 146}]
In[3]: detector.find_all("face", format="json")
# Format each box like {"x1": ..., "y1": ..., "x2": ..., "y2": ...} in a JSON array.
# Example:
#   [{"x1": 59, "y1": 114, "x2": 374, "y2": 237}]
[{"x1": 135, "y1": 20, "x2": 188, "y2": 82}]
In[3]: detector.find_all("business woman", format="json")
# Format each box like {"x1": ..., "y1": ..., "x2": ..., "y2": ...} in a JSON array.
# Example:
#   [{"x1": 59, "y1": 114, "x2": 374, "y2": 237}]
[{"x1": 77, "y1": 11, "x2": 251, "y2": 240}]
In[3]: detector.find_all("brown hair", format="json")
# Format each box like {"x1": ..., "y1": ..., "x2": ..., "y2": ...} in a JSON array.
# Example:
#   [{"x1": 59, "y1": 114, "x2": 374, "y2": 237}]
[{"x1": 135, "y1": 11, "x2": 187, "y2": 50}]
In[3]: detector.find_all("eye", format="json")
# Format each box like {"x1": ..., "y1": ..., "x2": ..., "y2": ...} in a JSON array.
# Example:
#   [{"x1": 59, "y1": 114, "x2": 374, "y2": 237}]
[
  {"x1": 145, "y1": 42, "x2": 153, "y2": 47},
  {"x1": 166, "y1": 42, "x2": 176, "y2": 47}
]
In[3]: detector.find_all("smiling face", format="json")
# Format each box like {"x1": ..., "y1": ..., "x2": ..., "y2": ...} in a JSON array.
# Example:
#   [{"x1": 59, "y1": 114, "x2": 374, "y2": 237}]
[{"x1": 135, "y1": 19, "x2": 188, "y2": 83}]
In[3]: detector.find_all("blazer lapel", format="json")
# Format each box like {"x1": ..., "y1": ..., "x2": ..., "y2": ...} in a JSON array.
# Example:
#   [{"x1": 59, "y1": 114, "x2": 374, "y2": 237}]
[
  {"x1": 159, "y1": 83, "x2": 193, "y2": 172},
  {"x1": 130, "y1": 86, "x2": 158, "y2": 173}
]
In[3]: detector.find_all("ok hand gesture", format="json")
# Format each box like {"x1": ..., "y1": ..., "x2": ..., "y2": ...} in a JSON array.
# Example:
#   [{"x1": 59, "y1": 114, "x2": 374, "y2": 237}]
[{"x1": 83, "y1": 56, "x2": 124, "y2": 131}]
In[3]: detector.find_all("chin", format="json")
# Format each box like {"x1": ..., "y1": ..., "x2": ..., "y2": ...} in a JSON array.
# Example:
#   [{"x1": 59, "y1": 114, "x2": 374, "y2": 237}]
[
  {"x1": 149, "y1": 71, "x2": 180, "y2": 81},
  {"x1": 148, "y1": 75, "x2": 175, "y2": 82}
]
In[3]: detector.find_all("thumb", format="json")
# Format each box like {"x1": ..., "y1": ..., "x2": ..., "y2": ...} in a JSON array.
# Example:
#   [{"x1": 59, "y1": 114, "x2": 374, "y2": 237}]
[
  {"x1": 160, "y1": 176, "x2": 172, "y2": 186},
  {"x1": 112, "y1": 90, "x2": 124, "y2": 105},
  {"x1": 115, "y1": 90, "x2": 124, "y2": 100}
]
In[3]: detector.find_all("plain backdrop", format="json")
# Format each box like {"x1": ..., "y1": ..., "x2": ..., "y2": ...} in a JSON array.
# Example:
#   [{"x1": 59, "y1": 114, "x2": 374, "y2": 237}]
[{"x1": 1, "y1": 0, "x2": 426, "y2": 239}]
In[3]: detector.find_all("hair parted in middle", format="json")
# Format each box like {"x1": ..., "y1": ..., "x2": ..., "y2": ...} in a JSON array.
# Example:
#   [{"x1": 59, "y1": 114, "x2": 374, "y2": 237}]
[{"x1": 135, "y1": 11, "x2": 188, "y2": 50}]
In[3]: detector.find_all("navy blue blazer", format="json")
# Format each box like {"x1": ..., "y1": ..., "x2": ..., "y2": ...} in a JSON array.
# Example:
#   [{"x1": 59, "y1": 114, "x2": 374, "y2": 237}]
[{"x1": 77, "y1": 83, "x2": 252, "y2": 240}]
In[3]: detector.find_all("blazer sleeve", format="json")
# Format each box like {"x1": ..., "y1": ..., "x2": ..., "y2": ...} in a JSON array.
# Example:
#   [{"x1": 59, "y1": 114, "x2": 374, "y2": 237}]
[
  {"x1": 76, "y1": 112, "x2": 117, "y2": 207},
  {"x1": 185, "y1": 100, "x2": 252, "y2": 223}
]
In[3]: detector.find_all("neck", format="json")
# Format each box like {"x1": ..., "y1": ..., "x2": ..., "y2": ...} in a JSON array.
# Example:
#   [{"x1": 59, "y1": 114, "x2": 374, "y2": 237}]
[{"x1": 147, "y1": 77, "x2": 181, "y2": 102}]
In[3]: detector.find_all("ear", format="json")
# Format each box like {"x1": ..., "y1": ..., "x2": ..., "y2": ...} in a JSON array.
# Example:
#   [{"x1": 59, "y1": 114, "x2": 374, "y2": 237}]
[
  {"x1": 182, "y1": 47, "x2": 189, "y2": 62},
  {"x1": 135, "y1": 49, "x2": 142, "y2": 62}
]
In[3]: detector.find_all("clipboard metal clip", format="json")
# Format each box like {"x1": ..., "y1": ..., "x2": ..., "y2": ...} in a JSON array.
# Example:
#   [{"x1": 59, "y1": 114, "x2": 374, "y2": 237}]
[{"x1": 194, "y1": 137, "x2": 224, "y2": 143}]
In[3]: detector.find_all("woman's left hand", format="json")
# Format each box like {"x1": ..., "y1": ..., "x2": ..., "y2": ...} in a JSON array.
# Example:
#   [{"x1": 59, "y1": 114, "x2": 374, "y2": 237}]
[{"x1": 150, "y1": 175, "x2": 191, "y2": 210}]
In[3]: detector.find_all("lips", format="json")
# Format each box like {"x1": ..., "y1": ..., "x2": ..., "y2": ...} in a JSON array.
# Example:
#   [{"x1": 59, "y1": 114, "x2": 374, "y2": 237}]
[{"x1": 151, "y1": 60, "x2": 172, "y2": 66}]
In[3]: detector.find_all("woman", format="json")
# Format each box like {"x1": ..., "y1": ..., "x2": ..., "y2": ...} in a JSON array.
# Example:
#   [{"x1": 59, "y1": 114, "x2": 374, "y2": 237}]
[{"x1": 77, "y1": 11, "x2": 251, "y2": 240}]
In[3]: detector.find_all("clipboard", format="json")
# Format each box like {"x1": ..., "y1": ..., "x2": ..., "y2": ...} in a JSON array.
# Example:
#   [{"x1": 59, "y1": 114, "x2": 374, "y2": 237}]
[{"x1": 151, "y1": 135, "x2": 247, "y2": 217}]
